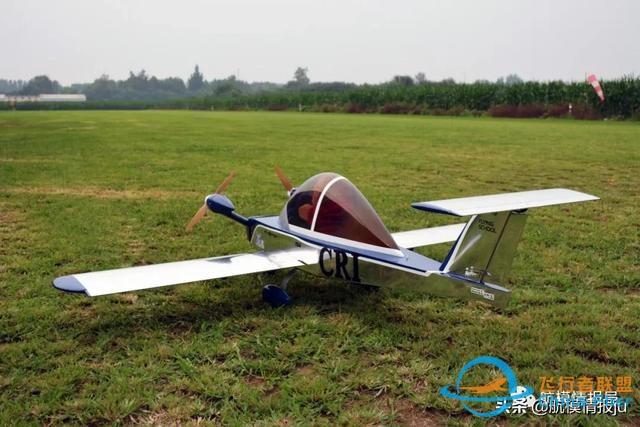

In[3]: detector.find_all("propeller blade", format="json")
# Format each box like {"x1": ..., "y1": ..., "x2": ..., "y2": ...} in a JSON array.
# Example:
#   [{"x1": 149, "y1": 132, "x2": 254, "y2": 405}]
[
  {"x1": 215, "y1": 171, "x2": 235, "y2": 194},
  {"x1": 185, "y1": 203, "x2": 208, "y2": 232},
  {"x1": 186, "y1": 171, "x2": 235, "y2": 232},
  {"x1": 274, "y1": 165, "x2": 293, "y2": 192}
]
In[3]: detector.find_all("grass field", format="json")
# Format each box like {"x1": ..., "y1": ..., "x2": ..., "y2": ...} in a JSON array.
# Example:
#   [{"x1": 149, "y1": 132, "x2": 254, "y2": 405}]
[{"x1": 1, "y1": 111, "x2": 639, "y2": 426}]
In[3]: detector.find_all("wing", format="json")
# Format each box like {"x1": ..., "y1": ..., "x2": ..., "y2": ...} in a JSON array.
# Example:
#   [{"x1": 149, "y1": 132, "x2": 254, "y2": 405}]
[
  {"x1": 391, "y1": 223, "x2": 465, "y2": 249},
  {"x1": 53, "y1": 247, "x2": 319, "y2": 297},
  {"x1": 412, "y1": 188, "x2": 598, "y2": 216}
]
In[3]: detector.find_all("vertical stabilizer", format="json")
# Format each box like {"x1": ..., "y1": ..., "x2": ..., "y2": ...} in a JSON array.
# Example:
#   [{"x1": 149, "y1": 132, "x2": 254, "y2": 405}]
[{"x1": 441, "y1": 211, "x2": 527, "y2": 285}]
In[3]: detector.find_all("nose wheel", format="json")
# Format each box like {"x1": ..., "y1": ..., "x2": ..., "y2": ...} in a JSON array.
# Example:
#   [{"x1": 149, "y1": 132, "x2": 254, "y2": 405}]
[
  {"x1": 262, "y1": 285, "x2": 291, "y2": 307},
  {"x1": 262, "y1": 269, "x2": 297, "y2": 308}
]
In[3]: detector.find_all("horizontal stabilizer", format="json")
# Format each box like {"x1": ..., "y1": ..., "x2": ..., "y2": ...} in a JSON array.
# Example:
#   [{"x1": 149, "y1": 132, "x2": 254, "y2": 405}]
[
  {"x1": 391, "y1": 223, "x2": 465, "y2": 249},
  {"x1": 412, "y1": 188, "x2": 598, "y2": 217},
  {"x1": 54, "y1": 247, "x2": 319, "y2": 296}
]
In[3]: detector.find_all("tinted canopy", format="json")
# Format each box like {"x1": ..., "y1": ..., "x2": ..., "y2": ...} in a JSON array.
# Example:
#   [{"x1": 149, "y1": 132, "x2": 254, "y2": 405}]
[{"x1": 282, "y1": 173, "x2": 398, "y2": 250}]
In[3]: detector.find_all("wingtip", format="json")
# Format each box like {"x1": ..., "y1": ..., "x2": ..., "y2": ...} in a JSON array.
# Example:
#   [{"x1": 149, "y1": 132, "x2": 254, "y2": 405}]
[{"x1": 53, "y1": 275, "x2": 87, "y2": 294}]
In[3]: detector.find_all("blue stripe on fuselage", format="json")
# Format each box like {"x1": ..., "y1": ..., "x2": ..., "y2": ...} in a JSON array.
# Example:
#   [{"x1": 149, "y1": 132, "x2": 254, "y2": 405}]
[{"x1": 247, "y1": 216, "x2": 440, "y2": 273}]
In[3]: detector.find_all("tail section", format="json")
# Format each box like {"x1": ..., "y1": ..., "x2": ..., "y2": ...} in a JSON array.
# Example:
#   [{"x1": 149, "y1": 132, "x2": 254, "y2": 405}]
[
  {"x1": 413, "y1": 188, "x2": 598, "y2": 287},
  {"x1": 440, "y1": 211, "x2": 527, "y2": 285}
]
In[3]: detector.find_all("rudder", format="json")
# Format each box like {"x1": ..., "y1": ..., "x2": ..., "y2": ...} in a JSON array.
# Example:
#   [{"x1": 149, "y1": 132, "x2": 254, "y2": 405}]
[{"x1": 440, "y1": 210, "x2": 527, "y2": 285}]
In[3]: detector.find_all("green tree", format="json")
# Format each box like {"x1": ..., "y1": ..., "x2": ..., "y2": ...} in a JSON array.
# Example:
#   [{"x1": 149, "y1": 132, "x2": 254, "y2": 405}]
[
  {"x1": 158, "y1": 77, "x2": 186, "y2": 94},
  {"x1": 187, "y1": 65, "x2": 205, "y2": 92},
  {"x1": 294, "y1": 67, "x2": 310, "y2": 85},
  {"x1": 85, "y1": 74, "x2": 117, "y2": 101},
  {"x1": 213, "y1": 75, "x2": 241, "y2": 97},
  {"x1": 0, "y1": 79, "x2": 26, "y2": 94},
  {"x1": 392, "y1": 75, "x2": 414, "y2": 86},
  {"x1": 497, "y1": 74, "x2": 523, "y2": 86},
  {"x1": 21, "y1": 75, "x2": 61, "y2": 94},
  {"x1": 123, "y1": 70, "x2": 150, "y2": 91}
]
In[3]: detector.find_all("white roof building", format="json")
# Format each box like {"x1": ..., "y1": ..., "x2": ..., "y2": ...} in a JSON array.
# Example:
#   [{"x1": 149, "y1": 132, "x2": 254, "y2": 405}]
[{"x1": 0, "y1": 94, "x2": 86, "y2": 102}]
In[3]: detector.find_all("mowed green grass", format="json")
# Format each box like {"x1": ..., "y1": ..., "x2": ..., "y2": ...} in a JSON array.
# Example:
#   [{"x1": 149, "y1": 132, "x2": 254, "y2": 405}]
[{"x1": 0, "y1": 111, "x2": 639, "y2": 426}]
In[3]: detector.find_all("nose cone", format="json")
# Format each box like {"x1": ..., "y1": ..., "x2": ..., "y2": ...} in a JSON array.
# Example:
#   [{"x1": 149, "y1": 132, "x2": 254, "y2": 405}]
[{"x1": 206, "y1": 193, "x2": 235, "y2": 215}]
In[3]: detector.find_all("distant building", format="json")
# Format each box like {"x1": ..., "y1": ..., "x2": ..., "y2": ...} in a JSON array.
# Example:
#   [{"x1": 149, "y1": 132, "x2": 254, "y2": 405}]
[
  {"x1": 0, "y1": 94, "x2": 86, "y2": 103},
  {"x1": 38, "y1": 94, "x2": 86, "y2": 102}
]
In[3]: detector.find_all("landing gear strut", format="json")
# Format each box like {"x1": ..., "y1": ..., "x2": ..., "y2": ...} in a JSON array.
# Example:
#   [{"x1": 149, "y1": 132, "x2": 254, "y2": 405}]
[{"x1": 262, "y1": 269, "x2": 297, "y2": 308}]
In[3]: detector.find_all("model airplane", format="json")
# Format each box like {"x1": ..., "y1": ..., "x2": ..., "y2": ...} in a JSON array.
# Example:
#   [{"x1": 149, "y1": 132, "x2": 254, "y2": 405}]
[{"x1": 53, "y1": 168, "x2": 598, "y2": 308}]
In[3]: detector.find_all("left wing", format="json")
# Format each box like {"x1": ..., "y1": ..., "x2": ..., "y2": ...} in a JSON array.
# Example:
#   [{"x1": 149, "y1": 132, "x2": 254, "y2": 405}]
[{"x1": 53, "y1": 247, "x2": 319, "y2": 296}]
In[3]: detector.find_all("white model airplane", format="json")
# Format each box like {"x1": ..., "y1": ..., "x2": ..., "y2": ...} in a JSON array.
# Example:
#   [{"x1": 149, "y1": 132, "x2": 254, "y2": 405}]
[{"x1": 54, "y1": 168, "x2": 598, "y2": 308}]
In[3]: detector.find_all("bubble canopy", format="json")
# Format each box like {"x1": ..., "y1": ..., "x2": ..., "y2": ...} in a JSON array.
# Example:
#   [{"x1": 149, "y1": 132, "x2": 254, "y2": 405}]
[{"x1": 280, "y1": 173, "x2": 400, "y2": 255}]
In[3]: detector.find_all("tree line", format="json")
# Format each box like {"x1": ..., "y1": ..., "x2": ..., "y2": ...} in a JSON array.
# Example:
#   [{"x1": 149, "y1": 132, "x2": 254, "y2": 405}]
[
  {"x1": 0, "y1": 65, "x2": 309, "y2": 101},
  {"x1": 1, "y1": 67, "x2": 639, "y2": 118}
]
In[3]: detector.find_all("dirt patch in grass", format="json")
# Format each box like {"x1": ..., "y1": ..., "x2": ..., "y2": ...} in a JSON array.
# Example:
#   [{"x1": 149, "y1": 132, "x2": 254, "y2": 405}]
[
  {"x1": 266, "y1": 384, "x2": 281, "y2": 397},
  {"x1": 573, "y1": 348, "x2": 610, "y2": 364},
  {"x1": 0, "y1": 205, "x2": 28, "y2": 258},
  {"x1": 295, "y1": 365, "x2": 314, "y2": 376},
  {"x1": 120, "y1": 231, "x2": 147, "y2": 263},
  {"x1": 0, "y1": 157, "x2": 63, "y2": 163},
  {"x1": 399, "y1": 409, "x2": 446, "y2": 426},
  {"x1": 597, "y1": 287, "x2": 640, "y2": 297},
  {"x1": 244, "y1": 375, "x2": 280, "y2": 397},
  {"x1": 244, "y1": 374, "x2": 267, "y2": 387},
  {"x1": 117, "y1": 294, "x2": 139, "y2": 305},
  {"x1": 377, "y1": 398, "x2": 471, "y2": 426},
  {"x1": 623, "y1": 417, "x2": 640, "y2": 426},
  {"x1": 127, "y1": 240, "x2": 146, "y2": 259},
  {"x1": 128, "y1": 410, "x2": 184, "y2": 426},
  {"x1": 0, "y1": 205, "x2": 26, "y2": 227},
  {"x1": 4, "y1": 186, "x2": 195, "y2": 200}
]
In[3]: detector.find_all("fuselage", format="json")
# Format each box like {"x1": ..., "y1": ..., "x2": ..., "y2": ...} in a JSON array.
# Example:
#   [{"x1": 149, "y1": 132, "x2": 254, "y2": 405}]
[{"x1": 244, "y1": 215, "x2": 511, "y2": 307}]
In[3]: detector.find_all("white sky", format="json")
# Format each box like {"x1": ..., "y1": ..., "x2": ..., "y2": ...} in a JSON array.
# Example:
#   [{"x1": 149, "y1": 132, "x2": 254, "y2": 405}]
[{"x1": 1, "y1": 0, "x2": 639, "y2": 85}]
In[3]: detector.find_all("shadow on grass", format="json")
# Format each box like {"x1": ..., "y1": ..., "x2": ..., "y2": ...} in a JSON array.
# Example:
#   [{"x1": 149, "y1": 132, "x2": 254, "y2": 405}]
[{"x1": 68, "y1": 272, "x2": 428, "y2": 338}]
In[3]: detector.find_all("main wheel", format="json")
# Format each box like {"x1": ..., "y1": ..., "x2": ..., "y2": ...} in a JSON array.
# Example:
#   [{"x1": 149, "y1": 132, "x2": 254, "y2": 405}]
[{"x1": 262, "y1": 284, "x2": 292, "y2": 308}]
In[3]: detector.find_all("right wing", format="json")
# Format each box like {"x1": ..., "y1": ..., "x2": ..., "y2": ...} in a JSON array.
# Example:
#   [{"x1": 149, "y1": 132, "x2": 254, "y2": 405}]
[
  {"x1": 412, "y1": 188, "x2": 598, "y2": 216},
  {"x1": 392, "y1": 223, "x2": 465, "y2": 249},
  {"x1": 53, "y1": 247, "x2": 319, "y2": 297}
]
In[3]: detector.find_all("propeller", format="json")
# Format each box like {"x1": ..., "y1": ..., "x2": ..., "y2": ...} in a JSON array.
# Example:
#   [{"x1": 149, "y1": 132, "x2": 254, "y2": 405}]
[
  {"x1": 274, "y1": 165, "x2": 294, "y2": 195},
  {"x1": 185, "y1": 171, "x2": 235, "y2": 232}
]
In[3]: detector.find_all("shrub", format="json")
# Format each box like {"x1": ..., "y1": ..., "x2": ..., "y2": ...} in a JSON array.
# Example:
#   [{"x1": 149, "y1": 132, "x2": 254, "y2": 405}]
[
  {"x1": 517, "y1": 104, "x2": 546, "y2": 118},
  {"x1": 266, "y1": 104, "x2": 288, "y2": 111},
  {"x1": 430, "y1": 108, "x2": 449, "y2": 116},
  {"x1": 547, "y1": 103, "x2": 570, "y2": 118},
  {"x1": 488, "y1": 105, "x2": 516, "y2": 118},
  {"x1": 345, "y1": 103, "x2": 367, "y2": 114},
  {"x1": 380, "y1": 102, "x2": 415, "y2": 114},
  {"x1": 447, "y1": 106, "x2": 466, "y2": 116},
  {"x1": 319, "y1": 104, "x2": 340, "y2": 113},
  {"x1": 488, "y1": 104, "x2": 545, "y2": 118},
  {"x1": 570, "y1": 103, "x2": 601, "y2": 120}
]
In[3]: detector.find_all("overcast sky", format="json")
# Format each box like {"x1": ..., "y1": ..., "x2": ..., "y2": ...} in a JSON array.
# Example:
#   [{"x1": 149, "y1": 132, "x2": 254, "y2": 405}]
[{"x1": 2, "y1": 0, "x2": 639, "y2": 85}]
